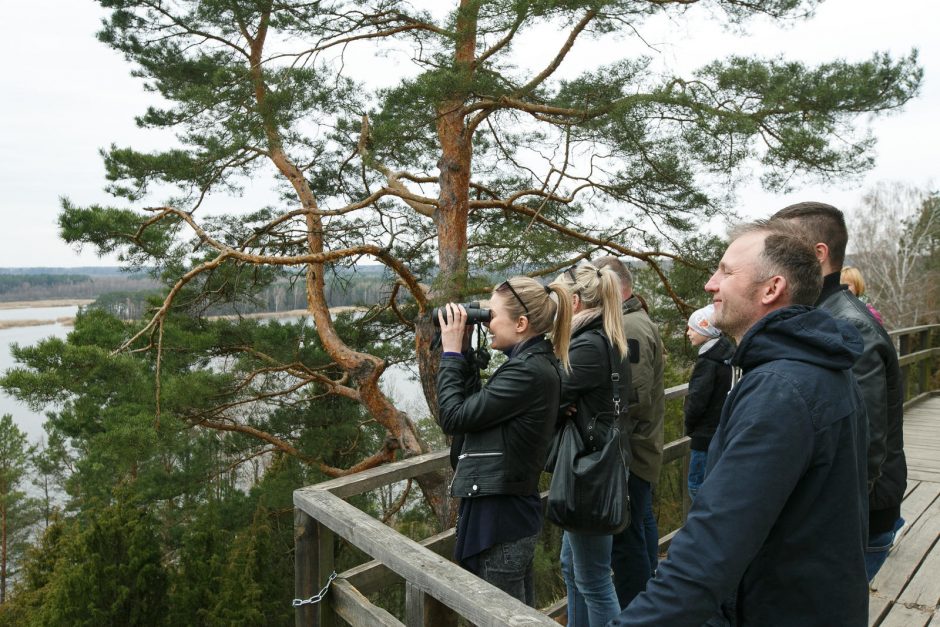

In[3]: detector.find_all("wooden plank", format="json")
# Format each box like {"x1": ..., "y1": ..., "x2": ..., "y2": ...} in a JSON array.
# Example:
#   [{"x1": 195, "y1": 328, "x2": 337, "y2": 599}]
[
  {"x1": 908, "y1": 470, "x2": 940, "y2": 483},
  {"x1": 877, "y1": 603, "x2": 932, "y2": 627},
  {"x1": 904, "y1": 481, "x2": 921, "y2": 499},
  {"x1": 332, "y1": 579, "x2": 402, "y2": 627},
  {"x1": 315, "y1": 451, "x2": 450, "y2": 498},
  {"x1": 343, "y1": 527, "x2": 456, "y2": 595},
  {"x1": 664, "y1": 383, "x2": 689, "y2": 401},
  {"x1": 868, "y1": 595, "x2": 891, "y2": 627},
  {"x1": 870, "y1": 487, "x2": 940, "y2": 602},
  {"x1": 927, "y1": 610, "x2": 940, "y2": 627},
  {"x1": 662, "y1": 437, "x2": 690, "y2": 465},
  {"x1": 897, "y1": 523, "x2": 940, "y2": 608},
  {"x1": 900, "y1": 484, "x2": 940, "y2": 535},
  {"x1": 295, "y1": 487, "x2": 556, "y2": 626}
]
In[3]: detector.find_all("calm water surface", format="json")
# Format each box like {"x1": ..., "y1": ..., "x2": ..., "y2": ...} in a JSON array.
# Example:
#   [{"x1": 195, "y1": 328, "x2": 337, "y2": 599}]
[{"x1": 0, "y1": 306, "x2": 77, "y2": 443}]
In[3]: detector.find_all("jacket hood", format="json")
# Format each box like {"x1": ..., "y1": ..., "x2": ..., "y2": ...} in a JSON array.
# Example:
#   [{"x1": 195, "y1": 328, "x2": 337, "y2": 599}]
[
  {"x1": 703, "y1": 335, "x2": 735, "y2": 363},
  {"x1": 733, "y1": 305, "x2": 863, "y2": 373}
]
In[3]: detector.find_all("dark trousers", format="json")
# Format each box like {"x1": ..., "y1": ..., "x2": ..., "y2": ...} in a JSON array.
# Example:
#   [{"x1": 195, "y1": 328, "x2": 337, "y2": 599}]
[
  {"x1": 611, "y1": 474, "x2": 657, "y2": 608},
  {"x1": 474, "y1": 533, "x2": 538, "y2": 606}
]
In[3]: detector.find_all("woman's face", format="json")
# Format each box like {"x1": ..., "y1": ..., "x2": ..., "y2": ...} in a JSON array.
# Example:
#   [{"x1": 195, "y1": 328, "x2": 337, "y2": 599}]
[{"x1": 485, "y1": 292, "x2": 527, "y2": 350}]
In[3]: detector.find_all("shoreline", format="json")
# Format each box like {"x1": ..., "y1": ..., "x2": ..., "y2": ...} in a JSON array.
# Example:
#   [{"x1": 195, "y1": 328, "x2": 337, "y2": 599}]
[
  {"x1": 0, "y1": 317, "x2": 76, "y2": 331},
  {"x1": 0, "y1": 299, "x2": 95, "y2": 310}
]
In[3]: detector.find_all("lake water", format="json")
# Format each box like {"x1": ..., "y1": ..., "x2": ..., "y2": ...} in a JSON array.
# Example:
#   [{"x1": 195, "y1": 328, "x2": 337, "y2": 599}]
[
  {"x1": 0, "y1": 306, "x2": 76, "y2": 444},
  {"x1": 0, "y1": 307, "x2": 430, "y2": 447},
  {"x1": 0, "y1": 305, "x2": 77, "y2": 322}
]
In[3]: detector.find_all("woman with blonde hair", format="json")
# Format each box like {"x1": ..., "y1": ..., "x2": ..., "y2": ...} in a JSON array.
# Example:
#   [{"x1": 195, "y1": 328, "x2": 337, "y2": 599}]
[
  {"x1": 550, "y1": 262, "x2": 631, "y2": 626},
  {"x1": 841, "y1": 266, "x2": 884, "y2": 325},
  {"x1": 436, "y1": 276, "x2": 572, "y2": 605}
]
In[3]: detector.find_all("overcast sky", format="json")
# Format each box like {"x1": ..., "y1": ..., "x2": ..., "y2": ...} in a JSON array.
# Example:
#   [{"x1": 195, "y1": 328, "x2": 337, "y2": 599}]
[{"x1": 2, "y1": 0, "x2": 937, "y2": 268}]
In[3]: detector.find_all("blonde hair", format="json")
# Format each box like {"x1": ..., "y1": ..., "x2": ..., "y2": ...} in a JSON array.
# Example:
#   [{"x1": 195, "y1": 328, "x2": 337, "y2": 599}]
[
  {"x1": 840, "y1": 266, "x2": 866, "y2": 297},
  {"x1": 551, "y1": 263, "x2": 628, "y2": 358},
  {"x1": 494, "y1": 276, "x2": 573, "y2": 370}
]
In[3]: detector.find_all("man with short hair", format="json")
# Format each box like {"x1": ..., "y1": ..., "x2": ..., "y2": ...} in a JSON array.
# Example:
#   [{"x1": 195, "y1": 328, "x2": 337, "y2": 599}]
[
  {"x1": 610, "y1": 222, "x2": 869, "y2": 626},
  {"x1": 773, "y1": 201, "x2": 906, "y2": 580},
  {"x1": 594, "y1": 255, "x2": 666, "y2": 606}
]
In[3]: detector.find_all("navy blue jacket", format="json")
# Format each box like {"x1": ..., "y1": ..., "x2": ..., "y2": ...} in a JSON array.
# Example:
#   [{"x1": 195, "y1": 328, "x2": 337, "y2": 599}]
[{"x1": 610, "y1": 306, "x2": 869, "y2": 627}]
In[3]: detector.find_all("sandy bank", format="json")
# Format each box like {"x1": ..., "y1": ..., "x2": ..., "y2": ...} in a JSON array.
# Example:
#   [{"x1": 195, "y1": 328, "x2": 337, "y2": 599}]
[
  {"x1": 0, "y1": 299, "x2": 95, "y2": 310},
  {"x1": 0, "y1": 317, "x2": 75, "y2": 330}
]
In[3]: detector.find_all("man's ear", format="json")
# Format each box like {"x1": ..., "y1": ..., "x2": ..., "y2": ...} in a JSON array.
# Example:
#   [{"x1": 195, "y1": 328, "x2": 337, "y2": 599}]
[
  {"x1": 761, "y1": 276, "x2": 788, "y2": 306},
  {"x1": 814, "y1": 242, "x2": 829, "y2": 265}
]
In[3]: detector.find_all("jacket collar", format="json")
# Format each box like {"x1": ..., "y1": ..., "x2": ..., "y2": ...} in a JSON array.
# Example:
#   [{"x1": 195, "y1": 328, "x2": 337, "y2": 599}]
[
  {"x1": 505, "y1": 334, "x2": 552, "y2": 360},
  {"x1": 816, "y1": 271, "x2": 847, "y2": 305},
  {"x1": 622, "y1": 295, "x2": 644, "y2": 314}
]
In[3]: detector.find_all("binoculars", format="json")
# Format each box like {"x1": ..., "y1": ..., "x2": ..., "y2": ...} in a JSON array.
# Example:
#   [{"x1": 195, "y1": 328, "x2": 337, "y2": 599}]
[{"x1": 431, "y1": 302, "x2": 492, "y2": 327}]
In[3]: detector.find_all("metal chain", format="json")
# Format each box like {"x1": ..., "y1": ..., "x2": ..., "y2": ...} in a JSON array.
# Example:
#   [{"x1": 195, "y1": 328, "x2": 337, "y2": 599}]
[{"x1": 292, "y1": 571, "x2": 338, "y2": 608}]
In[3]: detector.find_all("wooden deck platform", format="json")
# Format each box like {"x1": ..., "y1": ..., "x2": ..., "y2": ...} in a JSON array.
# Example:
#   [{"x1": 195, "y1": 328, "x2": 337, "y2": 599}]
[{"x1": 869, "y1": 394, "x2": 940, "y2": 626}]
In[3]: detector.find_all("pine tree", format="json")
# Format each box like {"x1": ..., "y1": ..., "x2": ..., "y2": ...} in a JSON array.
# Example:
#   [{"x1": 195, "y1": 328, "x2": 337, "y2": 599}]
[{"x1": 0, "y1": 415, "x2": 39, "y2": 604}]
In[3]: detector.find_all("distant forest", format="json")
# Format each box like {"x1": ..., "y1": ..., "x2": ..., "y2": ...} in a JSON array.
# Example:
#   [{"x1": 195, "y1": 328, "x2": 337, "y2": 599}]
[
  {"x1": 0, "y1": 270, "x2": 159, "y2": 302},
  {"x1": 0, "y1": 266, "x2": 403, "y2": 318}
]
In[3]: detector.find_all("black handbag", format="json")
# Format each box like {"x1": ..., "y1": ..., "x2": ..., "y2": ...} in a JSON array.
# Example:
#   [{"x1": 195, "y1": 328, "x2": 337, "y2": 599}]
[{"x1": 546, "y1": 335, "x2": 630, "y2": 535}]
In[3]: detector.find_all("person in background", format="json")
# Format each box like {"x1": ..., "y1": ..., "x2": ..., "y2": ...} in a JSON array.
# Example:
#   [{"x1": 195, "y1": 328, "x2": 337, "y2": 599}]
[
  {"x1": 682, "y1": 304, "x2": 733, "y2": 499},
  {"x1": 774, "y1": 202, "x2": 906, "y2": 580},
  {"x1": 593, "y1": 255, "x2": 665, "y2": 606},
  {"x1": 841, "y1": 265, "x2": 885, "y2": 326},
  {"x1": 611, "y1": 221, "x2": 869, "y2": 626},
  {"x1": 436, "y1": 276, "x2": 572, "y2": 605},
  {"x1": 551, "y1": 262, "x2": 631, "y2": 626}
]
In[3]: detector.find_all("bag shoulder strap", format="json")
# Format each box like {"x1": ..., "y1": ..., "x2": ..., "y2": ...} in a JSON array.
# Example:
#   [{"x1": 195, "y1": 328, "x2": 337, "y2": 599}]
[{"x1": 590, "y1": 329, "x2": 622, "y2": 417}]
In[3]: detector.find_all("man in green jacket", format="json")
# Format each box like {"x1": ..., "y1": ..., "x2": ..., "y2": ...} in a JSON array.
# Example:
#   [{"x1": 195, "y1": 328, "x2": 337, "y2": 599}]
[{"x1": 594, "y1": 256, "x2": 666, "y2": 607}]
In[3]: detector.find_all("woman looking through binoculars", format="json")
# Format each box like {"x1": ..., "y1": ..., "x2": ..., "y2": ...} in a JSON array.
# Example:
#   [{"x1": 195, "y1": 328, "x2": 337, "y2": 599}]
[{"x1": 435, "y1": 276, "x2": 572, "y2": 605}]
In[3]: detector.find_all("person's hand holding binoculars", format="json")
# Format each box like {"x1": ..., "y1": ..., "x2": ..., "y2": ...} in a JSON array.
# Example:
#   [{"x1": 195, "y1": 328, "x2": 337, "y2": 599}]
[{"x1": 437, "y1": 303, "x2": 472, "y2": 353}]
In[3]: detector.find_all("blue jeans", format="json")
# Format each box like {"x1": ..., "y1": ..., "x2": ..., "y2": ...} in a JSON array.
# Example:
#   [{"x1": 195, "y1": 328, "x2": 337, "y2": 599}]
[
  {"x1": 865, "y1": 517, "x2": 905, "y2": 581},
  {"x1": 560, "y1": 531, "x2": 620, "y2": 626},
  {"x1": 476, "y1": 533, "x2": 538, "y2": 606},
  {"x1": 688, "y1": 449, "x2": 708, "y2": 499},
  {"x1": 611, "y1": 474, "x2": 656, "y2": 608}
]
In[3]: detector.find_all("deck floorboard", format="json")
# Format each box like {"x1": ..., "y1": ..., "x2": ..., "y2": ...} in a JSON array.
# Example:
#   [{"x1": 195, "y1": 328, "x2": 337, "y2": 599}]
[{"x1": 870, "y1": 395, "x2": 940, "y2": 625}]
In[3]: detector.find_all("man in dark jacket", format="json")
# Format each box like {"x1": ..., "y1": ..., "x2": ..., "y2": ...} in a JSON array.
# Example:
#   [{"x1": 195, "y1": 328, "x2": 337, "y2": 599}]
[
  {"x1": 595, "y1": 256, "x2": 666, "y2": 606},
  {"x1": 611, "y1": 222, "x2": 869, "y2": 626},
  {"x1": 773, "y1": 201, "x2": 906, "y2": 580}
]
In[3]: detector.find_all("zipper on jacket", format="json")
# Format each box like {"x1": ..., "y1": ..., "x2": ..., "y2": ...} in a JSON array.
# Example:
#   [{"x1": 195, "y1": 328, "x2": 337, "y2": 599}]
[
  {"x1": 448, "y1": 451, "x2": 504, "y2": 493},
  {"x1": 457, "y1": 451, "x2": 503, "y2": 460}
]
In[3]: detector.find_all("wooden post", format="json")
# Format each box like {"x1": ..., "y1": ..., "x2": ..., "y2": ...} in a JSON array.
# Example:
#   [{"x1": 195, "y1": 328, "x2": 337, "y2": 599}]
[
  {"x1": 315, "y1": 521, "x2": 336, "y2": 627},
  {"x1": 405, "y1": 581, "x2": 457, "y2": 626},
  {"x1": 294, "y1": 510, "x2": 336, "y2": 627},
  {"x1": 295, "y1": 509, "x2": 317, "y2": 627},
  {"x1": 918, "y1": 330, "x2": 930, "y2": 396}
]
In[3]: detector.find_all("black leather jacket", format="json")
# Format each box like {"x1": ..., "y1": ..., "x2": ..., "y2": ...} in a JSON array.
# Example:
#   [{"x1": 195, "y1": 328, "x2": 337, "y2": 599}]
[
  {"x1": 683, "y1": 336, "x2": 734, "y2": 451},
  {"x1": 437, "y1": 336, "x2": 561, "y2": 498},
  {"x1": 560, "y1": 315, "x2": 632, "y2": 461},
  {"x1": 818, "y1": 274, "x2": 905, "y2": 530}
]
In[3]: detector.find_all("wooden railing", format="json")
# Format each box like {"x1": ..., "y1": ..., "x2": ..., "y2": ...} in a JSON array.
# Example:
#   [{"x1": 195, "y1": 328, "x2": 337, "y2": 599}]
[
  {"x1": 889, "y1": 324, "x2": 940, "y2": 407},
  {"x1": 294, "y1": 323, "x2": 940, "y2": 626}
]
